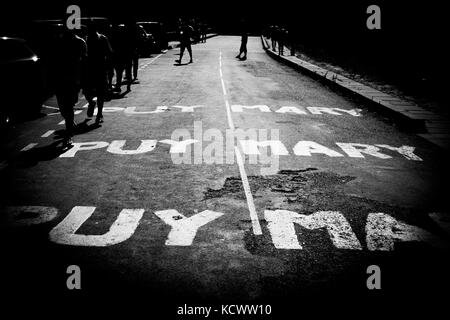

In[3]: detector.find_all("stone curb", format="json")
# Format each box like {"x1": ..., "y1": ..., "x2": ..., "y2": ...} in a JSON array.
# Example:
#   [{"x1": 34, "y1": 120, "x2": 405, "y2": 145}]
[{"x1": 260, "y1": 36, "x2": 449, "y2": 150}]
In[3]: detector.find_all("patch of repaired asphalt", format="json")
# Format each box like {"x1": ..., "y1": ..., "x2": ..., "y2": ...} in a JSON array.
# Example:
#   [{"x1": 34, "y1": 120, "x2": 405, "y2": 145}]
[{"x1": 202, "y1": 167, "x2": 449, "y2": 297}]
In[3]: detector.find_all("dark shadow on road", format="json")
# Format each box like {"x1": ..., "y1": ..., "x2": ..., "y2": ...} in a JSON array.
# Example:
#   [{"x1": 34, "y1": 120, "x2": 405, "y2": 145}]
[
  {"x1": 14, "y1": 140, "x2": 73, "y2": 168},
  {"x1": 53, "y1": 120, "x2": 100, "y2": 138},
  {"x1": 109, "y1": 88, "x2": 132, "y2": 99}
]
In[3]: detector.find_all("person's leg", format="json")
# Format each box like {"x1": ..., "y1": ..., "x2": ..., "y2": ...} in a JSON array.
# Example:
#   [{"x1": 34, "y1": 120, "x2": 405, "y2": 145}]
[
  {"x1": 96, "y1": 89, "x2": 104, "y2": 123},
  {"x1": 95, "y1": 74, "x2": 107, "y2": 123},
  {"x1": 132, "y1": 54, "x2": 138, "y2": 80},
  {"x1": 115, "y1": 63, "x2": 124, "y2": 90},
  {"x1": 177, "y1": 45, "x2": 185, "y2": 63},
  {"x1": 187, "y1": 44, "x2": 193, "y2": 63},
  {"x1": 125, "y1": 59, "x2": 132, "y2": 91},
  {"x1": 56, "y1": 92, "x2": 74, "y2": 139},
  {"x1": 64, "y1": 103, "x2": 75, "y2": 137},
  {"x1": 237, "y1": 42, "x2": 244, "y2": 58},
  {"x1": 83, "y1": 88, "x2": 96, "y2": 117}
]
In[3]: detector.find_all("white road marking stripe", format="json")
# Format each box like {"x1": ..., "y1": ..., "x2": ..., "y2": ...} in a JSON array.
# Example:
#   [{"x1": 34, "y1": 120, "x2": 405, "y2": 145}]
[
  {"x1": 58, "y1": 120, "x2": 65, "y2": 125},
  {"x1": 42, "y1": 105, "x2": 59, "y2": 110},
  {"x1": 219, "y1": 51, "x2": 262, "y2": 235},
  {"x1": 235, "y1": 146, "x2": 262, "y2": 235},
  {"x1": 148, "y1": 54, "x2": 163, "y2": 66},
  {"x1": 41, "y1": 130, "x2": 55, "y2": 138},
  {"x1": 49, "y1": 110, "x2": 81, "y2": 116},
  {"x1": 219, "y1": 70, "x2": 227, "y2": 97},
  {"x1": 21, "y1": 143, "x2": 38, "y2": 152}
]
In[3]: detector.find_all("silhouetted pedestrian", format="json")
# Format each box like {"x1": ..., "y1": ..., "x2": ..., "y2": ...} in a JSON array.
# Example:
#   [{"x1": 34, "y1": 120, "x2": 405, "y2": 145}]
[
  {"x1": 83, "y1": 21, "x2": 112, "y2": 124},
  {"x1": 270, "y1": 25, "x2": 277, "y2": 51},
  {"x1": 199, "y1": 22, "x2": 207, "y2": 43},
  {"x1": 277, "y1": 27, "x2": 284, "y2": 55},
  {"x1": 130, "y1": 23, "x2": 141, "y2": 81},
  {"x1": 111, "y1": 24, "x2": 133, "y2": 93},
  {"x1": 176, "y1": 19, "x2": 194, "y2": 64},
  {"x1": 53, "y1": 27, "x2": 87, "y2": 145},
  {"x1": 236, "y1": 20, "x2": 248, "y2": 60}
]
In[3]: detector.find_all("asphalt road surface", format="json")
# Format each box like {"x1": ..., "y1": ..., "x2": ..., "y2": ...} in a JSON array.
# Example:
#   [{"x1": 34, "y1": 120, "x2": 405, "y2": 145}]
[{"x1": 1, "y1": 36, "x2": 449, "y2": 315}]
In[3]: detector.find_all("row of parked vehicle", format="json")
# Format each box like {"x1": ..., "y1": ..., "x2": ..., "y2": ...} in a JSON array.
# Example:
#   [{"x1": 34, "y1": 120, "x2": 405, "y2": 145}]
[{"x1": 0, "y1": 17, "x2": 171, "y2": 128}]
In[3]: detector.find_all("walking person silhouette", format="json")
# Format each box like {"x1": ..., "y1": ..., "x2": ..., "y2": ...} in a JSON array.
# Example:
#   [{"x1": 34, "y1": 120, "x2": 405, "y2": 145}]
[
  {"x1": 83, "y1": 21, "x2": 112, "y2": 124},
  {"x1": 175, "y1": 19, "x2": 194, "y2": 64},
  {"x1": 235, "y1": 19, "x2": 248, "y2": 61},
  {"x1": 52, "y1": 26, "x2": 87, "y2": 145}
]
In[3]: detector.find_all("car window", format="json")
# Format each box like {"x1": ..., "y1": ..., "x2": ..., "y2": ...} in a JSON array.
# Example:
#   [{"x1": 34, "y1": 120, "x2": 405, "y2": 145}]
[
  {"x1": 0, "y1": 41, "x2": 35, "y2": 62},
  {"x1": 141, "y1": 23, "x2": 161, "y2": 35}
]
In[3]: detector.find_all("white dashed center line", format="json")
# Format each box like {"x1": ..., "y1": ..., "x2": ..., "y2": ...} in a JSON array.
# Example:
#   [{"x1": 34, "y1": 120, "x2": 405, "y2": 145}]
[
  {"x1": 219, "y1": 51, "x2": 262, "y2": 235},
  {"x1": 41, "y1": 130, "x2": 55, "y2": 138}
]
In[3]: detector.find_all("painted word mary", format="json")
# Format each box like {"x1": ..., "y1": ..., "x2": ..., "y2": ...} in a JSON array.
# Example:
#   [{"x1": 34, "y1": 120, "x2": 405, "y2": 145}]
[
  {"x1": 53, "y1": 138, "x2": 422, "y2": 162},
  {"x1": 86, "y1": 105, "x2": 363, "y2": 116}
]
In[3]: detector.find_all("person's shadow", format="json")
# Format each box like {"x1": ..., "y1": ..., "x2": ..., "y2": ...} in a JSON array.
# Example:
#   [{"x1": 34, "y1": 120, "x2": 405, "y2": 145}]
[
  {"x1": 53, "y1": 120, "x2": 100, "y2": 138},
  {"x1": 14, "y1": 140, "x2": 74, "y2": 168},
  {"x1": 110, "y1": 88, "x2": 132, "y2": 99}
]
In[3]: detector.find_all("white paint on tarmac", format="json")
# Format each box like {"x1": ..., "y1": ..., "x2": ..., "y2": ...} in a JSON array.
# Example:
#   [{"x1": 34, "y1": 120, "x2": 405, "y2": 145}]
[
  {"x1": 20, "y1": 143, "x2": 38, "y2": 152},
  {"x1": 265, "y1": 210, "x2": 362, "y2": 250},
  {"x1": 42, "y1": 105, "x2": 59, "y2": 110},
  {"x1": 148, "y1": 54, "x2": 163, "y2": 65},
  {"x1": 49, "y1": 110, "x2": 81, "y2": 116},
  {"x1": 366, "y1": 213, "x2": 447, "y2": 251},
  {"x1": 231, "y1": 105, "x2": 271, "y2": 113},
  {"x1": 293, "y1": 141, "x2": 344, "y2": 157},
  {"x1": 376, "y1": 144, "x2": 423, "y2": 161},
  {"x1": 219, "y1": 51, "x2": 262, "y2": 235},
  {"x1": 107, "y1": 140, "x2": 157, "y2": 155},
  {"x1": 155, "y1": 209, "x2": 224, "y2": 246},
  {"x1": 239, "y1": 140, "x2": 290, "y2": 156},
  {"x1": 336, "y1": 143, "x2": 392, "y2": 159},
  {"x1": 275, "y1": 106, "x2": 308, "y2": 115},
  {"x1": 49, "y1": 206, "x2": 144, "y2": 246},
  {"x1": 55, "y1": 138, "x2": 422, "y2": 162},
  {"x1": 60, "y1": 141, "x2": 109, "y2": 157},
  {"x1": 125, "y1": 106, "x2": 168, "y2": 114},
  {"x1": 160, "y1": 139, "x2": 198, "y2": 153},
  {"x1": 172, "y1": 105, "x2": 203, "y2": 112},
  {"x1": 41, "y1": 130, "x2": 55, "y2": 138}
]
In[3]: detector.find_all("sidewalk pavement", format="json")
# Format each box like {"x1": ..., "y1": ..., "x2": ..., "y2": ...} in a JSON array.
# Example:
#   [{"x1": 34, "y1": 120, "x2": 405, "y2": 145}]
[
  {"x1": 261, "y1": 36, "x2": 450, "y2": 150},
  {"x1": 167, "y1": 33, "x2": 219, "y2": 49}
]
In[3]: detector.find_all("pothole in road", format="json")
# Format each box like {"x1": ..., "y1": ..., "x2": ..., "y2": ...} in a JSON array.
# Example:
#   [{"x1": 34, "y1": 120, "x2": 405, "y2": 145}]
[{"x1": 203, "y1": 168, "x2": 355, "y2": 205}]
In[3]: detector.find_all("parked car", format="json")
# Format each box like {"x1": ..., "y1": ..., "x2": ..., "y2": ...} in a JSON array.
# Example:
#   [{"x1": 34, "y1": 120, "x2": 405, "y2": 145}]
[
  {"x1": 136, "y1": 24, "x2": 156, "y2": 56},
  {"x1": 0, "y1": 37, "x2": 45, "y2": 127},
  {"x1": 137, "y1": 22, "x2": 168, "y2": 52}
]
